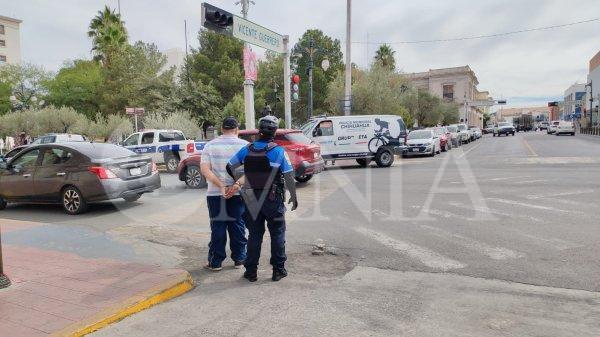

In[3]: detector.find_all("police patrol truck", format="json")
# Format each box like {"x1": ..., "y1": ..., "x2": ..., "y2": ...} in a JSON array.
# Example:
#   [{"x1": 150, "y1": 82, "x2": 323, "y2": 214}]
[
  {"x1": 121, "y1": 129, "x2": 206, "y2": 173},
  {"x1": 301, "y1": 115, "x2": 407, "y2": 168}
]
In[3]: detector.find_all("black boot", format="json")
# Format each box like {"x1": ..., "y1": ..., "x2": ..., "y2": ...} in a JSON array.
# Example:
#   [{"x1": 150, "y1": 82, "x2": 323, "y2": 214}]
[
  {"x1": 243, "y1": 269, "x2": 257, "y2": 282},
  {"x1": 272, "y1": 268, "x2": 287, "y2": 282}
]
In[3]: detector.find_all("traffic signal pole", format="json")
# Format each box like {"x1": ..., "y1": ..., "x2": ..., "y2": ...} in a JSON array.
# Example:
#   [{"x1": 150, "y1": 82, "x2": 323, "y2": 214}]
[
  {"x1": 240, "y1": 0, "x2": 255, "y2": 129},
  {"x1": 283, "y1": 35, "x2": 292, "y2": 129}
]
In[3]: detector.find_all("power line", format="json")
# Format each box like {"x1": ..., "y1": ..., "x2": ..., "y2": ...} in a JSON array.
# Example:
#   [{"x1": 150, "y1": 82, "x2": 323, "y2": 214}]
[{"x1": 352, "y1": 18, "x2": 600, "y2": 45}]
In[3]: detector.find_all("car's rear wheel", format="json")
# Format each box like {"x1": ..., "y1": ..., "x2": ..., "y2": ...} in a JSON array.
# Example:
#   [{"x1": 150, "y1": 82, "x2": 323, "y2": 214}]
[
  {"x1": 295, "y1": 174, "x2": 313, "y2": 183},
  {"x1": 375, "y1": 148, "x2": 394, "y2": 167},
  {"x1": 0, "y1": 197, "x2": 6, "y2": 210},
  {"x1": 356, "y1": 158, "x2": 371, "y2": 167},
  {"x1": 62, "y1": 186, "x2": 87, "y2": 215},
  {"x1": 165, "y1": 153, "x2": 180, "y2": 173},
  {"x1": 123, "y1": 194, "x2": 142, "y2": 202},
  {"x1": 184, "y1": 165, "x2": 206, "y2": 189}
]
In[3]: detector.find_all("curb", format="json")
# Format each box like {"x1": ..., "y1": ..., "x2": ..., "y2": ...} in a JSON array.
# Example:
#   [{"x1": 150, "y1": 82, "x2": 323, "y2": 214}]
[{"x1": 50, "y1": 270, "x2": 194, "y2": 337}]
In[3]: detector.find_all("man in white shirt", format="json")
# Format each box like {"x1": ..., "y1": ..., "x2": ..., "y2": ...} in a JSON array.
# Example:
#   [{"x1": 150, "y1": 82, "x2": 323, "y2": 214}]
[{"x1": 200, "y1": 117, "x2": 249, "y2": 271}]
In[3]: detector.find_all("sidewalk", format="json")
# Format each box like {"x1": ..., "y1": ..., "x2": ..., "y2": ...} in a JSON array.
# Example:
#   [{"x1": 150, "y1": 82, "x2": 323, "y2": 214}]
[{"x1": 0, "y1": 219, "x2": 194, "y2": 337}]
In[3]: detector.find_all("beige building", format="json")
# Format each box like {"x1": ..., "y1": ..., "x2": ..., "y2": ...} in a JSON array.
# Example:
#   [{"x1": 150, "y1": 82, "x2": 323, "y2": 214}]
[
  {"x1": 496, "y1": 106, "x2": 549, "y2": 123},
  {"x1": 406, "y1": 66, "x2": 489, "y2": 128},
  {"x1": 0, "y1": 15, "x2": 22, "y2": 65}
]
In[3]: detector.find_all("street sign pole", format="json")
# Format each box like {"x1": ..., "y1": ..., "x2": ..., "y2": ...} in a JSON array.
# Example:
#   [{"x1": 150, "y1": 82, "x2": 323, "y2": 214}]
[
  {"x1": 240, "y1": 1, "x2": 255, "y2": 129},
  {"x1": 283, "y1": 35, "x2": 292, "y2": 129}
]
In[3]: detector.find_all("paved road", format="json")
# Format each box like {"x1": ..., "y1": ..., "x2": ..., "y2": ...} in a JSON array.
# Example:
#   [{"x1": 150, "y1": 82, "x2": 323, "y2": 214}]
[{"x1": 3, "y1": 132, "x2": 600, "y2": 336}]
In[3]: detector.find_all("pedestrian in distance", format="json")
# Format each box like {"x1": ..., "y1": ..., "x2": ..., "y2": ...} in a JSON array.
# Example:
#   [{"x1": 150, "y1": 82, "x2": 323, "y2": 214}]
[
  {"x1": 200, "y1": 117, "x2": 249, "y2": 271},
  {"x1": 226, "y1": 115, "x2": 298, "y2": 282}
]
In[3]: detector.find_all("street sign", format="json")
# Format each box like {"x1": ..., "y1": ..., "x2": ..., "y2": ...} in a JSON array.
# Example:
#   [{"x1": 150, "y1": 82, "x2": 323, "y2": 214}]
[
  {"x1": 126, "y1": 107, "x2": 145, "y2": 116},
  {"x1": 232, "y1": 15, "x2": 285, "y2": 53},
  {"x1": 468, "y1": 100, "x2": 495, "y2": 107}
]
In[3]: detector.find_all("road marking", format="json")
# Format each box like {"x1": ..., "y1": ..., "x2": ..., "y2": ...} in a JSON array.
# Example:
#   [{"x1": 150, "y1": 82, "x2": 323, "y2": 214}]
[
  {"x1": 487, "y1": 198, "x2": 579, "y2": 214},
  {"x1": 526, "y1": 189, "x2": 595, "y2": 200},
  {"x1": 422, "y1": 225, "x2": 523, "y2": 260},
  {"x1": 355, "y1": 227, "x2": 465, "y2": 271},
  {"x1": 521, "y1": 137, "x2": 538, "y2": 157},
  {"x1": 457, "y1": 141, "x2": 483, "y2": 158},
  {"x1": 488, "y1": 175, "x2": 532, "y2": 182},
  {"x1": 448, "y1": 201, "x2": 544, "y2": 223}
]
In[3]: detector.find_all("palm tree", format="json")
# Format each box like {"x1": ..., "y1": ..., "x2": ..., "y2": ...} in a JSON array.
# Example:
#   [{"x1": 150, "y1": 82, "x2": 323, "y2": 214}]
[
  {"x1": 374, "y1": 44, "x2": 396, "y2": 71},
  {"x1": 87, "y1": 6, "x2": 128, "y2": 64}
]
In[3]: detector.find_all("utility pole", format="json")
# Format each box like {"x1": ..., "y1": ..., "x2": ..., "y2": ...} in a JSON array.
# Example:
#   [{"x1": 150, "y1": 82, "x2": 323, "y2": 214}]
[
  {"x1": 239, "y1": 0, "x2": 256, "y2": 129},
  {"x1": 344, "y1": 0, "x2": 352, "y2": 115},
  {"x1": 586, "y1": 81, "x2": 593, "y2": 126},
  {"x1": 0, "y1": 230, "x2": 10, "y2": 289},
  {"x1": 283, "y1": 35, "x2": 292, "y2": 128},
  {"x1": 307, "y1": 38, "x2": 315, "y2": 120}
]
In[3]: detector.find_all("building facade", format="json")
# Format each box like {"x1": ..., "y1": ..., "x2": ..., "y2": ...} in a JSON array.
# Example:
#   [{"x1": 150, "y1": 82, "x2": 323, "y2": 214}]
[
  {"x1": 496, "y1": 106, "x2": 549, "y2": 124},
  {"x1": 585, "y1": 50, "x2": 600, "y2": 126},
  {"x1": 406, "y1": 66, "x2": 488, "y2": 128},
  {"x1": 563, "y1": 83, "x2": 586, "y2": 121},
  {"x1": 0, "y1": 15, "x2": 22, "y2": 65}
]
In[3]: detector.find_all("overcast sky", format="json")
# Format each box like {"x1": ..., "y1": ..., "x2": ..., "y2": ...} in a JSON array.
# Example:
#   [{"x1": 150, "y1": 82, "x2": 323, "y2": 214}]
[{"x1": 3, "y1": 0, "x2": 600, "y2": 109}]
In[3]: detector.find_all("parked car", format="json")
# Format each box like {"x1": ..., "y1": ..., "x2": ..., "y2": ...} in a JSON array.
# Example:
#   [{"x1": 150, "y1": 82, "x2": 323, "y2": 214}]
[
  {"x1": 430, "y1": 126, "x2": 452, "y2": 152},
  {"x1": 483, "y1": 125, "x2": 494, "y2": 134},
  {"x1": 547, "y1": 121, "x2": 561, "y2": 134},
  {"x1": 538, "y1": 121, "x2": 549, "y2": 130},
  {"x1": 403, "y1": 129, "x2": 441, "y2": 157},
  {"x1": 121, "y1": 129, "x2": 206, "y2": 173},
  {"x1": 469, "y1": 127, "x2": 483, "y2": 139},
  {"x1": 451, "y1": 124, "x2": 471, "y2": 144},
  {"x1": 555, "y1": 121, "x2": 576, "y2": 136},
  {"x1": 0, "y1": 145, "x2": 29, "y2": 162},
  {"x1": 493, "y1": 122, "x2": 516, "y2": 137},
  {"x1": 302, "y1": 115, "x2": 407, "y2": 168},
  {"x1": 177, "y1": 154, "x2": 206, "y2": 189},
  {"x1": 31, "y1": 133, "x2": 87, "y2": 144},
  {"x1": 0, "y1": 143, "x2": 161, "y2": 214},
  {"x1": 239, "y1": 129, "x2": 325, "y2": 182},
  {"x1": 446, "y1": 125, "x2": 462, "y2": 147}
]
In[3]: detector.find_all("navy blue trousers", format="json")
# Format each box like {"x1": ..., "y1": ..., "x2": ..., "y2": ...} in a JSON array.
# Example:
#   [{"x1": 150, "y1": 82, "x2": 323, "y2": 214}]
[
  {"x1": 206, "y1": 195, "x2": 247, "y2": 268},
  {"x1": 243, "y1": 194, "x2": 287, "y2": 271}
]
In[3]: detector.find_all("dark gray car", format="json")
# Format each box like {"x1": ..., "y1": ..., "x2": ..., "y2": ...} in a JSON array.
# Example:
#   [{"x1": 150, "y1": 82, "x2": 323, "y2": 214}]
[{"x1": 0, "y1": 142, "x2": 161, "y2": 214}]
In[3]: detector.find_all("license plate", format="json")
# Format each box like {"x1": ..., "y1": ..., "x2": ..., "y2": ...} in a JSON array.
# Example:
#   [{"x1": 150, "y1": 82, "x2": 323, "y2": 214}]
[
  {"x1": 411, "y1": 148, "x2": 418, "y2": 152},
  {"x1": 130, "y1": 167, "x2": 142, "y2": 176}
]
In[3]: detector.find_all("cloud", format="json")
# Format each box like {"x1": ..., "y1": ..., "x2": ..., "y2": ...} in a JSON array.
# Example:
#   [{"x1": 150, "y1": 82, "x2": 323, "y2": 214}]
[{"x1": 3, "y1": 0, "x2": 600, "y2": 105}]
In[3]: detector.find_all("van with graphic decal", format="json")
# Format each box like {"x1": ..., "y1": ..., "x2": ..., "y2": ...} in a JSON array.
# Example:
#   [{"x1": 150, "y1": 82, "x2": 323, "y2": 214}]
[
  {"x1": 121, "y1": 130, "x2": 206, "y2": 173},
  {"x1": 301, "y1": 115, "x2": 407, "y2": 168}
]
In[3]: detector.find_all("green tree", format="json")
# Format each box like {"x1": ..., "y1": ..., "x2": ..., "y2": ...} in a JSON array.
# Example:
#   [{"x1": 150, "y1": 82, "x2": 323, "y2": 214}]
[
  {"x1": 185, "y1": 30, "x2": 244, "y2": 104},
  {"x1": 291, "y1": 29, "x2": 344, "y2": 121},
  {"x1": 88, "y1": 6, "x2": 128, "y2": 65},
  {"x1": 46, "y1": 60, "x2": 103, "y2": 118},
  {"x1": 0, "y1": 63, "x2": 51, "y2": 110},
  {"x1": 142, "y1": 111, "x2": 201, "y2": 140},
  {"x1": 0, "y1": 81, "x2": 11, "y2": 114},
  {"x1": 255, "y1": 52, "x2": 284, "y2": 119},
  {"x1": 374, "y1": 44, "x2": 396, "y2": 71},
  {"x1": 223, "y1": 93, "x2": 245, "y2": 127},
  {"x1": 171, "y1": 79, "x2": 222, "y2": 128}
]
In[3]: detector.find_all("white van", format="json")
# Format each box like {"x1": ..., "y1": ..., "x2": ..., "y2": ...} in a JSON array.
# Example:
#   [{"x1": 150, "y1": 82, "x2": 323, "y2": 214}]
[{"x1": 301, "y1": 115, "x2": 407, "y2": 167}]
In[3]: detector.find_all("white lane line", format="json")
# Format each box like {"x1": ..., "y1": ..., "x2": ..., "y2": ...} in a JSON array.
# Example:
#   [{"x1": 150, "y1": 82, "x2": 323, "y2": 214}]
[
  {"x1": 513, "y1": 179, "x2": 549, "y2": 184},
  {"x1": 457, "y1": 141, "x2": 483, "y2": 159},
  {"x1": 488, "y1": 176, "x2": 532, "y2": 182},
  {"x1": 487, "y1": 198, "x2": 580, "y2": 214},
  {"x1": 448, "y1": 201, "x2": 544, "y2": 223},
  {"x1": 421, "y1": 225, "x2": 523, "y2": 260},
  {"x1": 526, "y1": 189, "x2": 595, "y2": 200},
  {"x1": 355, "y1": 227, "x2": 465, "y2": 271},
  {"x1": 427, "y1": 209, "x2": 463, "y2": 219}
]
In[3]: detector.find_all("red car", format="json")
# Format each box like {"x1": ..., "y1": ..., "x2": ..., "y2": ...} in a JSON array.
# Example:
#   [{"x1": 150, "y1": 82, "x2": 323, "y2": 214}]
[
  {"x1": 177, "y1": 129, "x2": 325, "y2": 188},
  {"x1": 238, "y1": 129, "x2": 325, "y2": 183},
  {"x1": 431, "y1": 126, "x2": 453, "y2": 152}
]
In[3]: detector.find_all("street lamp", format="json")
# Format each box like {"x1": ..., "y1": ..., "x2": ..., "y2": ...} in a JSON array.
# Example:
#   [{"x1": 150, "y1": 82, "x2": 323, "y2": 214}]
[
  {"x1": 585, "y1": 81, "x2": 593, "y2": 126},
  {"x1": 302, "y1": 38, "x2": 329, "y2": 120}
]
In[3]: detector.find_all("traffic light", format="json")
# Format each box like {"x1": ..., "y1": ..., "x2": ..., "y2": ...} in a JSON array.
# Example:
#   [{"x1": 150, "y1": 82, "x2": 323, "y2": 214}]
[
  {"x1": 291, "y1": 74, "x2": 300, "y2": 101},
  {"x1": 201, "y1": 3, "x2": 234, "y2": 33}
]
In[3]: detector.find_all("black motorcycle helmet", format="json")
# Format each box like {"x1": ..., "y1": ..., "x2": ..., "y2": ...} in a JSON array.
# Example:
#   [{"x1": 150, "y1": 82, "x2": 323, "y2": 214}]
[{"x1": 258, "y1": 115, "x2": 279, "y2": 139}]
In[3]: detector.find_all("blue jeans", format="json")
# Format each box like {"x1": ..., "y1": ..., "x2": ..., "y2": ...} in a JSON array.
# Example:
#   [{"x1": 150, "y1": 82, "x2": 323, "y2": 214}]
[
  {"x1": 244, "y1": 192, "x2": 287, "y2": 271},
  {"x1": 206, "y1": 195, "x2": 247, "y2": 268}
]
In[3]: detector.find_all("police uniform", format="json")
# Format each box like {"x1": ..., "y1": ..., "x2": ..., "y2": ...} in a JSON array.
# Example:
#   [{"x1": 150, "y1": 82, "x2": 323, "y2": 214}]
[{"x1": 228, "y1": 139, "x2": 294, "y2": 278}]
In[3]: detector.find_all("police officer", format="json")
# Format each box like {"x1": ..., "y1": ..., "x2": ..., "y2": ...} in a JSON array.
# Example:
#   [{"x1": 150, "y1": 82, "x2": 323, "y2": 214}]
[{"x1": 226, "y1": 115, "x2": 298, "y2": 282}]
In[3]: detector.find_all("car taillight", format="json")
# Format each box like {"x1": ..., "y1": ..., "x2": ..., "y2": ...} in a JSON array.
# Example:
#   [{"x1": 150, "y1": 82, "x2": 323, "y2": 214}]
[
  {"x1": 151, "y1": 161, "x2": 158, "y2": 173},
  {"x1": 186, "y1": 143, "x2": 195, "y2": 153},
  {"x1": 88, "y1": 166, "x2": 117, "y2": 179}
]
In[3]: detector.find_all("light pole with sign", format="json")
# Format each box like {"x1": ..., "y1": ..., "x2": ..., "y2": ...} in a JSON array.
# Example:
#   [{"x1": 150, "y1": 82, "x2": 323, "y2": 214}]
[{"x1": 126, "y1": 107, "x2": 145, "y2": 132}]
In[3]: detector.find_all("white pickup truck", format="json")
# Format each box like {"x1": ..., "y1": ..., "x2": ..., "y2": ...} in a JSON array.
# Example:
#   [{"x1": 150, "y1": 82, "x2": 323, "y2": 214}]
[{"x1": 121, "y1": 129, "x2": 206, "y2": 173}]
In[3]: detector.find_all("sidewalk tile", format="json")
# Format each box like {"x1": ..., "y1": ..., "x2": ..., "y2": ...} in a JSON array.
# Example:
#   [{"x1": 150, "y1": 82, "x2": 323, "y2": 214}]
[{"x1": 0, "y1": 319, "x2": 47, "y2": 337}]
